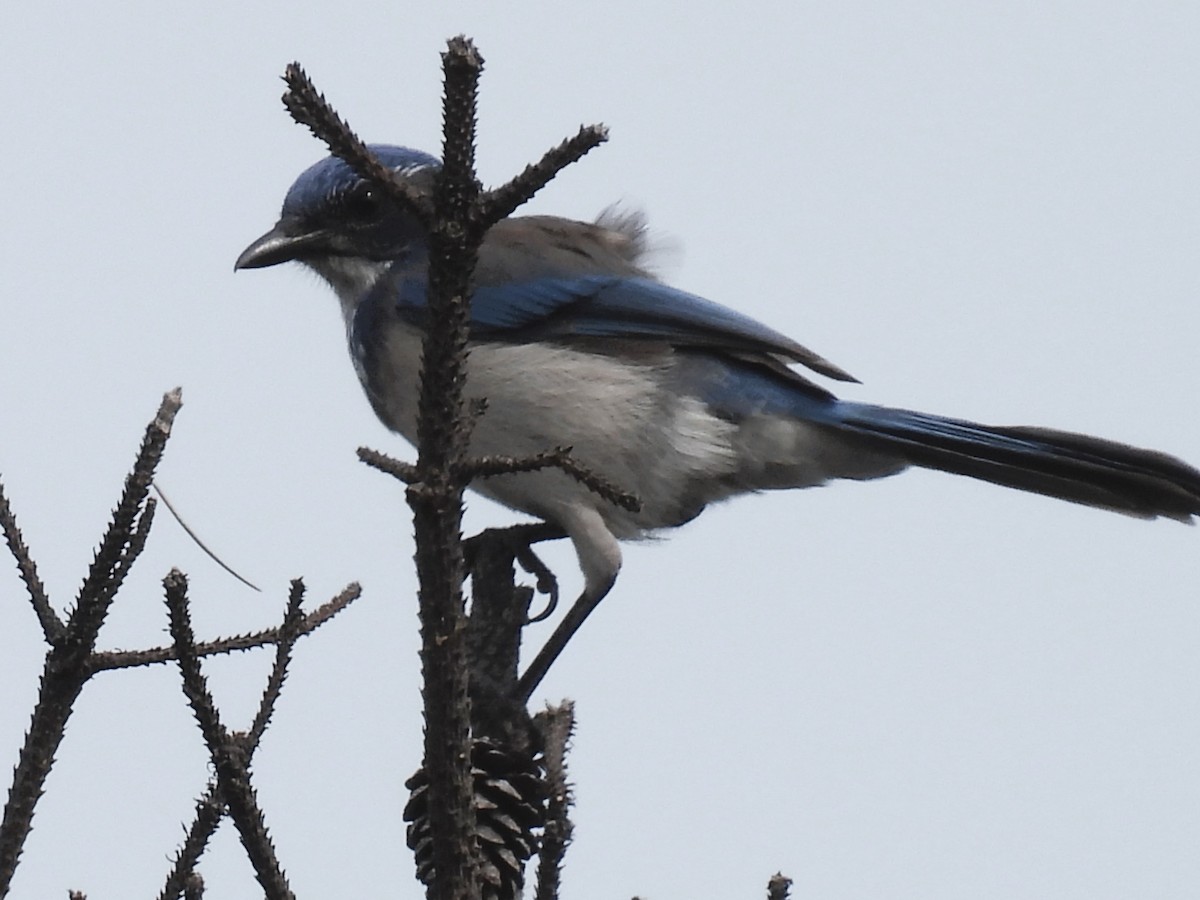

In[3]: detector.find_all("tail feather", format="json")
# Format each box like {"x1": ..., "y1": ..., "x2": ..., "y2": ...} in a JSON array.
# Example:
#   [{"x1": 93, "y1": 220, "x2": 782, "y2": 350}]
[{"x1": 834, "y1": 403, "x2": 1200, "y2": 522}]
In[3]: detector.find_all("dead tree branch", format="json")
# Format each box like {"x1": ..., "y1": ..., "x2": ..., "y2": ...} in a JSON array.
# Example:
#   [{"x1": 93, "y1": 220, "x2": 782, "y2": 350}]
[{"x1": 0, "y1": 390, "x2": 181, "y2": 898}]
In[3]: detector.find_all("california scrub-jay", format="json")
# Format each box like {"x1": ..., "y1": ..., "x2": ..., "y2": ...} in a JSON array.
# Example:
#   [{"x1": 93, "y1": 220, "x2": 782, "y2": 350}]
[{"x1": 237, "y1": 145, "x2": 1200, "y2": 693}]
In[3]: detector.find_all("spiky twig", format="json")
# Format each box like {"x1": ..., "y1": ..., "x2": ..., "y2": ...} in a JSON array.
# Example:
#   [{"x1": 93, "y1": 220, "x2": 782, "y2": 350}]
[
  {"x1": 165, "y1": 571, "x2": 294, "y2": 900},
  {"x1": 462, "y1": 448, "x2": 641, "y2": 513},
  {"x1": 91, "y1": 583, "x2": 360, "y2": 672},
  {"x1": 478, "y1": 125, "x2": 608, "y2": 228},
  {"x1": 361, "y1": 444, "x2": 641, "y2": 516},
  {"x1": 0, "y1": 480, "x2": 60, "y2": 643},
  {"x1": 67, "y1": 391, "x2": 179, "y2": 641},
  {"x1": 534, "y1": 702, "x2": 576, "y2": 900},
  {"x1": 157, "y1": 786, "x2": 224, "y2": 900},
  {"x1": 246, "y1": 579, "x2": 306, "y2": 744},
  {"x1": 357, "y1": 447, "x2": 421, "y2": 483},
  {"x1": 157, "y1": 579, "x2": 346, "y2": 899}
]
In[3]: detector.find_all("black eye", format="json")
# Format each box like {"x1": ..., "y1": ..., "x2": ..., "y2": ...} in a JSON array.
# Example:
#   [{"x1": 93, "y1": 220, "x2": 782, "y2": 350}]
[{"x1": 344, "y1": 186, "x2": 385, "y2": 222}]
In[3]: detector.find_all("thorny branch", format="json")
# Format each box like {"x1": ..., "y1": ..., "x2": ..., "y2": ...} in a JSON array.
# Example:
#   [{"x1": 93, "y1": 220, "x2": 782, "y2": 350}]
[
  {"x1": 0, "y1": 390, "x2": 181, "y2": 899},
  {"x1": 1, "y1": 387, "x2": 354, "y2": 899},
  {"x1": 0, "y1": 482, "x2": 59, "y2": 643},
  {"x1": 91, "y1": 582, "x2": 360, "y2": 672},
  {"x1": 360, "y1": 444, "x2": 641, "y2": 514},
  {"x1": 66, "y1": 392, "x2": 179, "y2": 643},
  {"x1": 165, "y1": 571, "x2": 294, "y2": 900},
  {"x1": 478, "y1": 125, "x2": 608, "y2": 229},
  {"x1": 462, "y1": 448, "x2": 641, "y2": 513},
  {"x1": 157, "y1": 784, "x2": 223, "y2": 900},
  {"x1": 158, "y1": 580, "x2": 346, "y2": 900},
  {"x1": 357, "y1": 446, "x2": 421, "y2": 484},
  {"x1": 533, "y1": 703, "x2": 576, "y2": 900}
]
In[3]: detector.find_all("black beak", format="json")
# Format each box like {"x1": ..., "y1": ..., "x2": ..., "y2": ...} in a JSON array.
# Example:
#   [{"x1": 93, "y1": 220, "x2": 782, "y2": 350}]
[{"x1": 234, "y1": 224, "x2": 330, "y2": 270}]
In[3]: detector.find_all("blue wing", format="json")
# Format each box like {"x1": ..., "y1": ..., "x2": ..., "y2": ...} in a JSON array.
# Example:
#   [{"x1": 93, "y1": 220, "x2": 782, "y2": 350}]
[
  {"x1": 366, "y1": 214, "x2": 858, "y2": 383},
  {"x1": 473, "y1": 275, "x2": 853, "y2": 375}
]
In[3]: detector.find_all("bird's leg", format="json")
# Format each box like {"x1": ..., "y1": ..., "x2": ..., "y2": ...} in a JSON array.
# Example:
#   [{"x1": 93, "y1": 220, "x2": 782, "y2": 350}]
[
  {"x1": 517, "y1": 575, "x2": 616, "y2": 702},
  {"x1": 466, "y1": 511, "x2": 620, "y2": 701},
  {"x1": 517, "y1": 506, "x2": 623, "y2": 701}
]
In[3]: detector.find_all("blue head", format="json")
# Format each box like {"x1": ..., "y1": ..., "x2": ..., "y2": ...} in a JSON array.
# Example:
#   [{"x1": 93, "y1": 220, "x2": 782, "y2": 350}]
[{"x1": 235, "y1": 145, "x2": 440, "y2": 301}]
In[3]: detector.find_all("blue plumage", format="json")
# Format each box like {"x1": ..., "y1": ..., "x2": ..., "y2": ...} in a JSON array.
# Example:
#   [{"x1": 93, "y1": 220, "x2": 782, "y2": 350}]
[{"x1": 371, "y1": 266, "x2": 833, "y2": 365}]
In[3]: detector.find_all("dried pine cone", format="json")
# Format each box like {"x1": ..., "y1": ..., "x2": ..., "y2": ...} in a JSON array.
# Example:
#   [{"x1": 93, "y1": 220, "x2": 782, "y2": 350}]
[{"x1": 404, "y1": 739, "x2": 546, "y2": 900}]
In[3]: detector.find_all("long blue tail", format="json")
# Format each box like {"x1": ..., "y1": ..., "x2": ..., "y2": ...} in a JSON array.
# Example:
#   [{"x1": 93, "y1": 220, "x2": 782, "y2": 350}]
[{"x1": 833, "y1": 402, "x2": 1200, "y2": 522}]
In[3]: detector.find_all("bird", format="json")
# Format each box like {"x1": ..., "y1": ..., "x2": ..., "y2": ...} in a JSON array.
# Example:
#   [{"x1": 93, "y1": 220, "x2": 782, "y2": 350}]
[{"x1": 236, "y1": 144, "x2": 1200, "y2": 697}]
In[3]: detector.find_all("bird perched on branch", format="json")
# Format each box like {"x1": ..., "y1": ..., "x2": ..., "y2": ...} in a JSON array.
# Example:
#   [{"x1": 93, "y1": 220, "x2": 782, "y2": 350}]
[{"x1": 237, "y1": 144, "x2": 1200, "y2": 696}]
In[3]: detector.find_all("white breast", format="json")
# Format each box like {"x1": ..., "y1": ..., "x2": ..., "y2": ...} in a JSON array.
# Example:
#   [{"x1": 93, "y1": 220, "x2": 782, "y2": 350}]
[{"x1": 362, "y1": 322, "x2": 741, "y2": 538}]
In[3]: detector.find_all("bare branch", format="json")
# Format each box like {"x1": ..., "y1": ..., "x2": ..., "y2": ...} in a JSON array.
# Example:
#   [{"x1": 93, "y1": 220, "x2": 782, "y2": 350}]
[
  {"x1": 399, "y1": 34, "x2": 488, "y2": 900},
  {"x1": 461, "y1": 448, "x2": 641, "y2": 513},
  {"x1": 67, "y1": 389, "x2": 181, "y2": 644},
  {"x1": 0, "y1": 651, "x2": 89, "y2": 891},
  {"x1": 164, "y1": 571, "x2": 229, "y2": 766},
  {"x1": 90, "y1": 582, "x2": 359, "y2": 672},
  {"x1": 479, "y1": 125, "x2": 609, "y2": 230},
  {"x1": 0, "y1": 392, "x2": 181, "y2": 897},
  {"x1": 157, "y1": 785, "x2": 223, "y2": 900},
  {"x1": 165, "y1": 570, "x2": 294, "y2": 900},
  {"x1": 0, "y1": 478, "x2": 61, "y2": 643},
  {"x1": 534, "y1": 702, "x2": 576, "y2": 900},
  {"x1": 246, "y1": 579, "x2": 306, "y2": 746},
  {"x1": 357, "y1": 447, "x2": 420, "y2": 484},
  {"x1": 158, "y1": 580, "x2": 330, "y2": 897},
  {"x1": 111, "y1": 495, "x2": 156, "y2": 588}
]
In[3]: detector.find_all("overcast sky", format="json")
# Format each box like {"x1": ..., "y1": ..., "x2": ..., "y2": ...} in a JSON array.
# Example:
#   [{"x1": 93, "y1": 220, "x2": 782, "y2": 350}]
[{"x1": 2, "y1": 3, "x2": 1198, "y2": 898}]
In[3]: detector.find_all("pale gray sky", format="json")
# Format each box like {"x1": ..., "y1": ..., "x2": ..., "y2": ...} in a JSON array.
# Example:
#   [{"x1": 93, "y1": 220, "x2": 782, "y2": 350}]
[{"x1": 1, "y1": 3, "x2": 1198, "y2": 898}]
